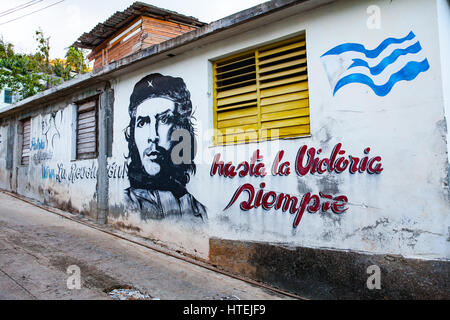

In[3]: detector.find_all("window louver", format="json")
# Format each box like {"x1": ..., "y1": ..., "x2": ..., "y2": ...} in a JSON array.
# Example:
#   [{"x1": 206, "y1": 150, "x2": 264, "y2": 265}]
[
  {"x1": 21, "y1": 118, "x2": 31, "y2": 165},
  {"x1": 76, "y1": 100, "x2": 98, "y2": 160},
  {"x1": 213, "y1": 34, "x2": 309, "y2": 145}
]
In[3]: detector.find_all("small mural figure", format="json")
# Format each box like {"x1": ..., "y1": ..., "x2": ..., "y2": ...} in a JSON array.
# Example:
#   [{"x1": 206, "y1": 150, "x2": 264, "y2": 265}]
[
  {"x1": 42, "y1": 111, "x2": 62, "y2": 150},
  {"x1": 124, "y1": 73, "x2": 207, "y2": 222}
]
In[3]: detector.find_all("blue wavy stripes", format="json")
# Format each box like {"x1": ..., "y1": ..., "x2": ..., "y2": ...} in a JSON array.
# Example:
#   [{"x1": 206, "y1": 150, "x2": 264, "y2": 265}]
[
  {"x1": 321, "y1": 31, "x2": 416, "y2": 59},
  {"x1": 348, "y1": 41, "x2": 423, "y2": 76},
  {"x1": 333, "y1": 59, "x2": 430, "y2": 97}
]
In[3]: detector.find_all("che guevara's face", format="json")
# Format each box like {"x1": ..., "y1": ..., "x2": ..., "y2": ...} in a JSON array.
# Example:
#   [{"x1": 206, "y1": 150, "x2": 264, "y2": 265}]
[{"x1": 134, "y1": 98, "x2": 175, "y2": 177}]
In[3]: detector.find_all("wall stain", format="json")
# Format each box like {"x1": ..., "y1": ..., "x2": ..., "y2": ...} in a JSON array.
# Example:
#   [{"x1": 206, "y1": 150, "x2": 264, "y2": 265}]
[
  {"x1": 80, "y1": 199, "x2": 98, "y2": 219},
  {"x1": 318, "y1": 174, "x2": 340, "y2": 194},
  {"x1": 361, "y1": 217, "x2": 390, "y2": 232},
  {"x1": 297, "y1": 179, "x2": 312, "y2": 194},
  {"x1": 41, "y1": 187, "x2": 77, "y2": 215},
  {"x1": 109, "y1": 203, "x2": 129, "y2": 219},
  {"x1": 318, "y1": 125, "x2": 332, "y2": 144},
  {"x1": 435, "y1": 119, "x2": 450, "y2": 200},
  {"x1": 393, "y1": 227, "x2": 444, "y2": 249},
  {"x1": 113, "y1": 221, "x2": 142, "y2": 233},
  {"x1": 343, "y1": 217, "x2": 390, "y2": 241},
  {"x1": 321, "y1": 230, "x2": 334, "y2": 241}
]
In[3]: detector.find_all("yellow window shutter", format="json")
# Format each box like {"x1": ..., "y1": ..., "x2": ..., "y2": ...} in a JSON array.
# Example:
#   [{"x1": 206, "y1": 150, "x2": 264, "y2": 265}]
[
  {"x1": 213, "y1": 34, "x2": 310, "y2": 145},
  {"x1": 257, "y1": 35, "x2": 309, "y2": 140},
  {"x1": 214, "y1": 52, "x2": 258, "y2": 145}
]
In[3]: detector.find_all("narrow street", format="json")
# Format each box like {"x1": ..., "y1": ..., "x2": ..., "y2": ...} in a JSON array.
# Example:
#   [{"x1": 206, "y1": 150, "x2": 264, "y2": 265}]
[{"x1": 0, "y1": 191, "x2": 293, "y2": 300}]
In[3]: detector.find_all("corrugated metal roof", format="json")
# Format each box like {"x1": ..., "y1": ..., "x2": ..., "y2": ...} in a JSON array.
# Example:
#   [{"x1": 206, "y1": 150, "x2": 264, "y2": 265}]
[{"x1": 72, "y1": 1, "x2": 207, "y2": 49}]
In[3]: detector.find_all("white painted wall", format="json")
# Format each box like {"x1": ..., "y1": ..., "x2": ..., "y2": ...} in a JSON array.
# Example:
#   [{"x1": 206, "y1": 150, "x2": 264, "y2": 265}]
[
  {"x1": 7, "y1": 100, "x2": 100, "y2": 216},
  {"x1": 106, "y1": 0, "x2": 449, "y2": 260},
  {"x1": 437, "y1": 0, "x2": 450, "y2": 165},
  {"x1": 0, "y1": 0, "x2": 448, "y2": 261}
]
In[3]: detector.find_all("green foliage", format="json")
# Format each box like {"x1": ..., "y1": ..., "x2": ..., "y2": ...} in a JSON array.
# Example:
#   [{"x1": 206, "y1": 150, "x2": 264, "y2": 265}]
[
  {"x1": 65, "y1": 46, "x2": 89, "y2": 74},
  {"x1": 0, "y1": 47, "x2": 49, "y2": 99},
  {"x1": 34, "y1": 29, "x2": 51, "y2": 74},
  {"x1": 51, "y1": 58, "x2": 72, "y2": 81},
  {"x1": 0, "y1": 39, "x2": 14, "y2": 59},
  {"x1": 0, "y1": 30, "x2": 90, "y2": 102}
]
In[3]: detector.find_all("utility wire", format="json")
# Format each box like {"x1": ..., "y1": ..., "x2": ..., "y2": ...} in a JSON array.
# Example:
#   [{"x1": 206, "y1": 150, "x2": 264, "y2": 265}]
[
  {"x1": 0, "y1": 0, "x2": 40, "y2": 16},
  {"x1": 0, "y1": 0, "x2": 44, "y2": 18},
  {"x1": 0, "y1": 0, "x2": 65, "y2": 26}
]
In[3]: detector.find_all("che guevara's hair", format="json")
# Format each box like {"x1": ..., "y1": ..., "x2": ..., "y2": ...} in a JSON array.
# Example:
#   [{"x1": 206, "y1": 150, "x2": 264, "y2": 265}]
[{"x1": 125, "y1": 73, "x2": 196, "y2": 195}]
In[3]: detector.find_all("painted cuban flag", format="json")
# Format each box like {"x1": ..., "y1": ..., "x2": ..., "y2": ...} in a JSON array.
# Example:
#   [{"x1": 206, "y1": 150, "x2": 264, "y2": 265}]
[{"x1": 320, "y1": 31, "x2": 430, "y2": 97}]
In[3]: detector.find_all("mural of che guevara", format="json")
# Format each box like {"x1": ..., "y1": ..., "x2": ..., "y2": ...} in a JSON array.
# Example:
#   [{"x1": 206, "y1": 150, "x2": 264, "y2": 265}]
[{"x1": 124, "y1": 73, "x2": 207, "y2": 222}]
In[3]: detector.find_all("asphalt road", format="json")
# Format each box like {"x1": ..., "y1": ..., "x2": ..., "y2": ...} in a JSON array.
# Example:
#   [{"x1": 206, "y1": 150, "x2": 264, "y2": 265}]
[{"x1": 0, "y1": 191, "x2": 293, "y2": 300}]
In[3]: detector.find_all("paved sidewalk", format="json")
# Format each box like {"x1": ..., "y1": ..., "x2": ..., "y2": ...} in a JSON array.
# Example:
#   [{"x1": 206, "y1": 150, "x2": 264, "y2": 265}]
[{"x1": 0, "y1": 191, "x2": 293, "y2": 300}]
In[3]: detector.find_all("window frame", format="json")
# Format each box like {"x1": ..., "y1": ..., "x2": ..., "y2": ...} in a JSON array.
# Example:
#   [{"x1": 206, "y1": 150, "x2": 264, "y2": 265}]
[
  {"x1": 75, "y1": 97, "x2": 99, "y2": 160},
  {"x1": 20, "y1": 118, "x2": 31, "y2": 166},
  {"x1": 4, "y1": 89, "x2": 12, "y2": 104},
  {"x1": 212, "y1": 34, "x2": 310, "y2": 146}
]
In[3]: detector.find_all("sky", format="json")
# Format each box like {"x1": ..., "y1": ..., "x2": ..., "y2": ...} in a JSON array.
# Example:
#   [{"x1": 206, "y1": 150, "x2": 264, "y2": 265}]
[{"x1": 0, "y1": 0, "x2": 267, "y2": 59}]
